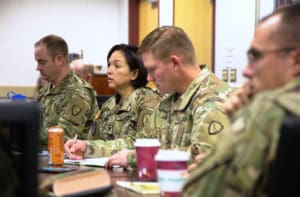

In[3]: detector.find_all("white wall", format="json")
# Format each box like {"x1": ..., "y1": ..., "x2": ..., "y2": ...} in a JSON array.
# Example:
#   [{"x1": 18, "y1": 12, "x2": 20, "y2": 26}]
[
  {"x1": 214, "y1": 0, "x2": 274, "y2": 87},
  {"x1": 259, "y1": 0, "x2": 275, "y2": 19},
  {"x1": 0, "y1": 0, "x2": 128, "y2": 86},
  {"x1": 159, "y1": 0, "x2": 174, "y2": 26}
]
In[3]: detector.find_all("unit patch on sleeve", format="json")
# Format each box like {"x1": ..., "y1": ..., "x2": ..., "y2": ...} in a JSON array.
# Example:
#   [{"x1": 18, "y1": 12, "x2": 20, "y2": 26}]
[
  {"x1": 72, "y1": 105, "x2": 82, "y2": 116},
  {"x1": 208, "y1": 121, "x2": 224, "y2": 135}
]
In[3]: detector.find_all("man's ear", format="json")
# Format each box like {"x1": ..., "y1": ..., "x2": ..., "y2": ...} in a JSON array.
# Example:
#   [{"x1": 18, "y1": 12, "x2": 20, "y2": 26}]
[
  {"x1": 86, "y1": 74, "x2": 93, "y2": 84},
  {"x1": 55, "y1": 55, "x2": 65, "y2": 66},
  {"x1": 170, "y1": 55, "x2": 181, "y2": 70},
  {"x1": 293, "y1": 48, "x2": 300, "y2": 75}
]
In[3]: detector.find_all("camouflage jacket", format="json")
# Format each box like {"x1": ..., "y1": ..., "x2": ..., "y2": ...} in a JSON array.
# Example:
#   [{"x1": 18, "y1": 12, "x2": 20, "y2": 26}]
[
  {"x1": 35, "y1": 70, "x2": 98, "y2": 146},
  {"x1": 84, "y1": 87, "x2": 162, "y2": 157},
  {"x1": 182, "y1": 77, "x2": 300, "y2": 197},
  {"x1": 128, "y1": 66, "x2": 232, "y2": 163},
  {"x1": 127, "y1": 67, "x2": 232, "y2": 167}
]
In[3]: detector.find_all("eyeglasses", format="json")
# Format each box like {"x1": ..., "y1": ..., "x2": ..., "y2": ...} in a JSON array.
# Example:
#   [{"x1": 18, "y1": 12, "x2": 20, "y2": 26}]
[{"x1": 247, "y1": 47, "x2": 295, "y2": 64}]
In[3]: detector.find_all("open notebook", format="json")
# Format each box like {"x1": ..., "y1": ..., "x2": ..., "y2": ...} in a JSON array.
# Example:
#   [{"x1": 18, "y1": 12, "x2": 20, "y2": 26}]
[{"x1": 64, "y1": 157, "x2": 109, "y2": 167}]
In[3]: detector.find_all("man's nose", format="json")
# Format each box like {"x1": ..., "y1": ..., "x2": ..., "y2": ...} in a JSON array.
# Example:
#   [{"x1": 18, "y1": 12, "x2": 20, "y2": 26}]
[
  {"x1": 147, "y1": 74, "x2": 153, "y2": 81},
  {"x1": 242, "y1": 64, "x2": 254, "y2": 79},
  {"x1": 36, "y1": 64, "x2": 42, "y2": 71}
]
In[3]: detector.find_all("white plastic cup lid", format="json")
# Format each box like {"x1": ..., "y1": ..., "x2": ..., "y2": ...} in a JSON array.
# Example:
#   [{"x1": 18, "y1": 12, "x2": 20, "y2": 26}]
[
  {"x1": 134, "y1": 138, "x2": 161, "y2": 147},
  {"x1": 155, "y1": 150, "x2": 189, "y2": 161}
]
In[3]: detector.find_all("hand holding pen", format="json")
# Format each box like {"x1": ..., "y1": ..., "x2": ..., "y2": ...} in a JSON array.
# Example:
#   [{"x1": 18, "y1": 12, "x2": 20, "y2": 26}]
[
  {"x1": 64, "y1": 134, "x2": 87, "y2": 160},
  {"x1": 71, "y1": 134, "x2": 78, "y2": 152}
]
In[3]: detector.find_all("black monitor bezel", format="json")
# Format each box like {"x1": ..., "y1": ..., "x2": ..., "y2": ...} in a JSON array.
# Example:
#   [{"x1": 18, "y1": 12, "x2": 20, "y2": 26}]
[{"x1": 0, "y1": 102, "x2": 39, "y2": 197}]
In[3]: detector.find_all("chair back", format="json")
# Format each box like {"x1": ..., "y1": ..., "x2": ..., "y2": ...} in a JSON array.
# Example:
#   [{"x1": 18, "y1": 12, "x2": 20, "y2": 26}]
[{"x1": 266, "y1": 116, "x2": 300, "y2": 196}]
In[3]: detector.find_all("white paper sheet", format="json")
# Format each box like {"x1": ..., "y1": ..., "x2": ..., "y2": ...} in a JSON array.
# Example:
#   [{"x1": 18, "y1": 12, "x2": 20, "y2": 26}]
[{"x1": 64, "y1": 157, "x2": 109, "y2": 167}]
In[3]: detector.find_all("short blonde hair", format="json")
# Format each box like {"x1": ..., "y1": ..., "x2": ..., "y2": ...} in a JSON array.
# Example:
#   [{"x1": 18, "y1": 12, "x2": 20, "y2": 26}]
[{"x1": 139, "y1": 26, "x2": 196, "y2": 64}]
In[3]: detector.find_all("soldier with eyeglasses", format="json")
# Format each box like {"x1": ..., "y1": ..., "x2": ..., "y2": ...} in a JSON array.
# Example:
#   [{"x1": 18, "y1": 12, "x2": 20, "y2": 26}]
[{"x1": 183, "y1": 2, "x2": 300, "y2": 197}]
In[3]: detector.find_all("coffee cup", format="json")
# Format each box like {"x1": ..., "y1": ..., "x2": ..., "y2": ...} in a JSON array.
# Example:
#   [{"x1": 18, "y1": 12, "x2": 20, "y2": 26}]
[
  {"x1": 134, "y1": 138, "x2": 160, "y2": 181},
  {"x1": 155, "y1": 150, "x2": 189, "y2": 197}
]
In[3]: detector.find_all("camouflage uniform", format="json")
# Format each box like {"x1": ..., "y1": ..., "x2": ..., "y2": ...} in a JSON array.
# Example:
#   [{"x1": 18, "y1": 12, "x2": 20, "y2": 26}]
[
  {"x1": 126, "y1": 66, "x2": 232, "y2": 166},
  {"x1": 182, "y1": 77, "x2": 300, "y2": 197},
  {"x1": 35, "y1": 70, "x2": 98, "y2": 146},
  {"x1": 84, "y1": 87, "x2": 162, "y2": 157},
  {"x1": 145, "y1": 66, "x2": 231, "y2": 155}
]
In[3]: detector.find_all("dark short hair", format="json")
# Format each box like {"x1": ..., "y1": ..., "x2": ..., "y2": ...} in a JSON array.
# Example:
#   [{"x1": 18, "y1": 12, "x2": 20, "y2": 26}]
[
  {"x1": 34, "y1": 34, "x2": 69, "y2": 61},
  {"x1": 260, "y1": 2, "x2": 300, "y2": 47},
  {"x1": 107, "y1": 44, "x2": 148, "y2": 88}
]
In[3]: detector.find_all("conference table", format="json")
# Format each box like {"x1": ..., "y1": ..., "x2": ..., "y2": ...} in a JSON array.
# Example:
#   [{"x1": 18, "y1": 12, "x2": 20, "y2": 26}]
[{"x1": 38, "y1": 157, "x2": 160, "y2": 197}]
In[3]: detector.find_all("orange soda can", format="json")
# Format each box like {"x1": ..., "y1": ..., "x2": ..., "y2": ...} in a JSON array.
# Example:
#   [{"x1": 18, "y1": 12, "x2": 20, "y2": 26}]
[{"x1": 48, "y1": 126, "x2": 64, "y2": 165}]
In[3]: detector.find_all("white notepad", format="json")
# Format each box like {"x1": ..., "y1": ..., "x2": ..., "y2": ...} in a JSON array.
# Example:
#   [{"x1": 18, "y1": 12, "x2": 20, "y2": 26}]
[{"x1": 64, "y1": 157, "x2": 109, "y2": 167}]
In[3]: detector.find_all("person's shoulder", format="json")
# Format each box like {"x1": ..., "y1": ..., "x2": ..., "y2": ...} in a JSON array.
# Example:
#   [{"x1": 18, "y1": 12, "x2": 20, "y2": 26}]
[
  {"x1": 191, "y1": 72, "x2": 232, "y2": 102},
  {"x1": 234, "y1": 91, "x2": 285, "y2": 133},
  {"x1": 37, "y1": 83, "x2": 50, "y2": 94},
  {"x1": 136, "y1": 87, "x2": 162, "y2": 97},
  {"x1": 252, "y1": 79, "x2": 300, "y2": 116},
  {"x1": 206, "y1": 72, "x2": 232, "y2": 91},
  {"x1": 70, "y1": 74, "x2": 91, "y2": 88},
  {"x1": 132, "y1": 87, "x2": 162, "y2": 108},
  {"x1": 101, "y1": 95, "x2": 116, "y2": 109},
  {"x1": 66, "y1": 75, "x2": 96, "y2": 95},
  {"x1": 59, "y1": 84, "x2": 95, "y2": 106}
]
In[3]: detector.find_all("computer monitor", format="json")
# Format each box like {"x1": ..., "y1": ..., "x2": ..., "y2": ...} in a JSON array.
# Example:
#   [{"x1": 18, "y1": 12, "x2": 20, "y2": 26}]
[{"x1": 0, "y1": 102, "x2": 40, "y2": 197}]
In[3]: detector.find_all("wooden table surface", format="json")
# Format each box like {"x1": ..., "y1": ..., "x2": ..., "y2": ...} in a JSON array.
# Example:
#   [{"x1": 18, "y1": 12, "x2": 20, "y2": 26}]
[{"x1": 38, "y1": 157, "x2": 160, "y2": 197}]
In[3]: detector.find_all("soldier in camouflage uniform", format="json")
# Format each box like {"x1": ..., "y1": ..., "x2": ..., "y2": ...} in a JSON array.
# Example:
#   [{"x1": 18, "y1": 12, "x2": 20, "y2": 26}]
[
  {"x1": 105, "y1": 26, "x2": 232, "y2": 167},
  {"x1": 182, "y1": 3, "x2": 300, "y2": 196},
  {"x1": 34, "y1": 35, "x2": 98, "y2": 146},
  {"x1": 64, "y1": 44, "x2": 162, "y2": 159}
]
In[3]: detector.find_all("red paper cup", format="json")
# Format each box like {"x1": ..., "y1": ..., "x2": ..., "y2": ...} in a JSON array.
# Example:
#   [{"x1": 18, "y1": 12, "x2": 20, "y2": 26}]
[
  {"x1": 155, "y1": 150, "x2": 189, "y2": 197},
  {"x1": 134, "y1": 139, "x2": 160, "y2": 181}
]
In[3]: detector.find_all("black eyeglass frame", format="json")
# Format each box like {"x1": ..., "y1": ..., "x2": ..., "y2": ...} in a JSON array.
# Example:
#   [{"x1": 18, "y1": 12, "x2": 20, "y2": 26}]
[{"x1": 247, "y1": 47, "x2": 296, "y2": 64}]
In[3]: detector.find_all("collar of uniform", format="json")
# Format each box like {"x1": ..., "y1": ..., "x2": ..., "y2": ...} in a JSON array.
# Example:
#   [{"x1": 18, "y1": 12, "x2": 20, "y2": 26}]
[
  {"x1": 120, "y1": 88, "x2": 140, "y2": 111},
  {"x1": 276, "y1": 77, "x2": 300, "y2": 116},
  {"x1": 253, "y1": 76, "x2": 300, "y2": 102},
  {"x1": 159, "y1": 66, "x2": 210, "y2": 111},
  {"x1": 252, "y1": 76, "x2": 300, "y2": 116},
  {"x1": 112, "y1": 88, "x2": 141, "y2": 112},
  {"x1": 41, "y1": 70, "x2": 75, "y2": 95}
]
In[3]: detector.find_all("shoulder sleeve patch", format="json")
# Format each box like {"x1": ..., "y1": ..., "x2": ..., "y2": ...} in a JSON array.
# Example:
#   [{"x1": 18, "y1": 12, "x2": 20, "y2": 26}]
[
  {"x1": 62, "y1": 96, "x2": 89, "y2": 124},
  {"x1": 72, "y1": 105, "x2": 82, "y2": 116},
  {"x1": 208, "y1": 121, "x2": 224, "y2": 135}
]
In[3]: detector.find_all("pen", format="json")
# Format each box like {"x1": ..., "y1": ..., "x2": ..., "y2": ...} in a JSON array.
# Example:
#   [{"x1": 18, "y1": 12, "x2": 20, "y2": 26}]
[{"x1": 71, "y1": 134, "x2": 78, "y2": 151}]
